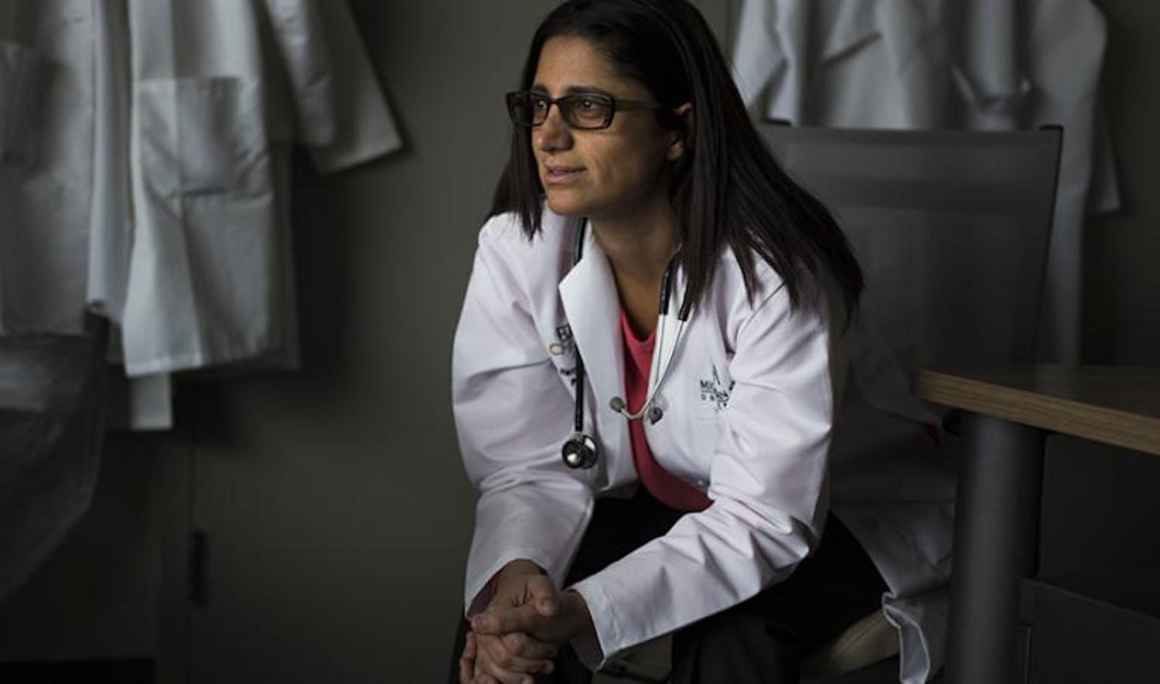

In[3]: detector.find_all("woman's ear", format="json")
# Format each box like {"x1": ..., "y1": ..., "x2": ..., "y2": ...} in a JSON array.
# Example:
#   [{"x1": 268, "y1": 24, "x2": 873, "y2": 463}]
[{"x1": 667, "y1": 103, "x2": 694, "y2": 161}]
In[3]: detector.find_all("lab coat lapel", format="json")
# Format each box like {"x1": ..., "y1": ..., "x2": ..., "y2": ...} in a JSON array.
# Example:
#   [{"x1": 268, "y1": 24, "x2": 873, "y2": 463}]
[
  {"x1": 558, "y1": 226, "x2": 623, "y2": 416},
  {"x1": 557, "y1": 225, "x2": 636, "y2": 486}
]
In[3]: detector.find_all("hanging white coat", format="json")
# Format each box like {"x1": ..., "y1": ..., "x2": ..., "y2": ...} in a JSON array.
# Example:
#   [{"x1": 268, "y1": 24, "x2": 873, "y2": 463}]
[
  {"x1": 730, "y1": 0, "x2": 1119, "y2": 365},
  {"x1": 453, "y1": 208, "x2": 953, "y2": 681},
  {"x1": 121, "y1": 0, "x2": 402, "y2": 377},
  {"x1": 0, "y1": 0, "x2": 401, "y2": 428}
]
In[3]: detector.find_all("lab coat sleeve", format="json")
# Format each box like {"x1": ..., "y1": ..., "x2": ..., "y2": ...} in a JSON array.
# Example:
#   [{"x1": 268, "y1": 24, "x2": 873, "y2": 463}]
[
  {"x1": 263, "y1": 0, "x2": 402, "y2": 172},
  {"x1": 261, "y1": 0, "x2": 337, "y2": 146},
  {"x1": 731, "y1": 0, "x2": 785, "y2": 112},
  {"x1": 452, "y1": 222, "x2": 595, "y2": 617},
  {"x1": 568, "y1": 281, "x2": 838, "y2": 670}
]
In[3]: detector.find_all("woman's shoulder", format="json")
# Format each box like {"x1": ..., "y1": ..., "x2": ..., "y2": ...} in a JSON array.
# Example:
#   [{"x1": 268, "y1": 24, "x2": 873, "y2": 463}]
[
  {"x1": 472, "y1": 209, "x2": 573, "y2": 296},
  {"x1": 703, "y1": 244, "x2": 839, "y2": 336},
  {"x1": 476, "y1": 210, "x2": 524, "y2": 244},
  {"x1": 707, "y1": 245, "x2": 787, "y2": 314},
  {"x1": 476, "y1": 209, "x2": 571, "y2": 260}
]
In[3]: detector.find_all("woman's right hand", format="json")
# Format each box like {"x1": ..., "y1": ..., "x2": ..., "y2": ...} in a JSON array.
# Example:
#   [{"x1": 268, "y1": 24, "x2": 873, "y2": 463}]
[
  {"x1": 467, "y1": 631, "x2": 558, "y2": 683},
  {"x1": 462, "y1": 559, "x2": 560, "y2": 683}
]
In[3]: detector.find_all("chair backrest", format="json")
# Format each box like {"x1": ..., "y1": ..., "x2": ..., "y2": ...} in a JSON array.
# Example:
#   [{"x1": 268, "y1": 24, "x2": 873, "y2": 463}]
[{"x1": 759, "y1": 124, "x2": 1062, "y2": 372}]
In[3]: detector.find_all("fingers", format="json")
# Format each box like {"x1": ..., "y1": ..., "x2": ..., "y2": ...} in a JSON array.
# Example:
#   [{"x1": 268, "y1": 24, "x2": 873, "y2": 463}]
[
  {"x1": 475, "y1": 633, "x2": 555, "y2": 683},
  {"x1": 459, "y1": 632, "x2": 476, "y2": 684},
  {"x1": 526, "y1": 574, "x2": 560, "y2": 616},
  {"x1": 472, "y1": 603, "x2": 541, "y2": 636},
  {"x1": 502, "y1": 631, "x2": 559, "y2": 661}
]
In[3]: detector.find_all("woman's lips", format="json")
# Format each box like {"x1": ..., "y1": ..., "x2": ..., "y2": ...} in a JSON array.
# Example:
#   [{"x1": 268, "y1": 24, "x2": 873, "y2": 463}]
[{"x1": 544, "y1": 166, "x2": 585, "y2": 184}]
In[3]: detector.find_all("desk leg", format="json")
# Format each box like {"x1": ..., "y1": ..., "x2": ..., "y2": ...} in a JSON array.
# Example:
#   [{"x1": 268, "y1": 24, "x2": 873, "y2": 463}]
[{"x1": 945, "y1": 414, "x2": 1044, "y2": 684}]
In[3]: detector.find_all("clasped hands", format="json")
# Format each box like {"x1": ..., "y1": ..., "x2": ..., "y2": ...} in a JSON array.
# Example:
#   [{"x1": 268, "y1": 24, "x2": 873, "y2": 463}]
[{"x1": 459, "y1": 559, "x2": 595, "y2": 684}]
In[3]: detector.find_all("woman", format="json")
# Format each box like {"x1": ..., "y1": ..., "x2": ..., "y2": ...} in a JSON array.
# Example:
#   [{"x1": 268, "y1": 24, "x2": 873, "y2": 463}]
[{"x1": 451, "y1": 1, "x2": 912, "y2": 682}]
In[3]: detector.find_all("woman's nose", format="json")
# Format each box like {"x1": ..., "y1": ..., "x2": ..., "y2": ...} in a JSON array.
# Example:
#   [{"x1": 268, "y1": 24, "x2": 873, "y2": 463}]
[{"x1": 535, "y1": 104, "x2": 572, "y2": 151}]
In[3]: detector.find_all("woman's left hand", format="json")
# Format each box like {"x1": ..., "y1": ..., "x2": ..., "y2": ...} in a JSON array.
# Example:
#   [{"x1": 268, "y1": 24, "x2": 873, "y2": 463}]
[{"x1": 471, "y1": 588, "x2": 595, "y2": 648}]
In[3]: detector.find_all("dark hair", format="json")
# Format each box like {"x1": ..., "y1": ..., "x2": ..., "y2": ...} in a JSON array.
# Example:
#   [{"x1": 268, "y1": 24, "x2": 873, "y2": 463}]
[{"x1": 490, "y1": 0, "x2": 863, "y2": 322}]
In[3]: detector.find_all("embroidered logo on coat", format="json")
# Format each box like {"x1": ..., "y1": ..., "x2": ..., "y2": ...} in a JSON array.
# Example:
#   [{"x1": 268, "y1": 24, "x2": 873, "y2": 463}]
[
  {"x1": 551, "y1": 323, "x2": 577, "y2": 386},
  {"x1": 699, "y1": 365, "x2": 734, "y2": 412}
]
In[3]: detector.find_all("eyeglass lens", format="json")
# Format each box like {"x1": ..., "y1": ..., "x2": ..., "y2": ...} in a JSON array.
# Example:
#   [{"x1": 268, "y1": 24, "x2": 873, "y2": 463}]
[{"x1": 509, "y1": 92, "x2": 613, "y2": 129}]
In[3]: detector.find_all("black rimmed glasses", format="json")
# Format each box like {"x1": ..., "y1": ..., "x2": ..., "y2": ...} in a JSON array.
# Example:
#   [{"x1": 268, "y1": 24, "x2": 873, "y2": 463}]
[{"x1": 506, "y1": 90, "x2": 663, "y2": 130}]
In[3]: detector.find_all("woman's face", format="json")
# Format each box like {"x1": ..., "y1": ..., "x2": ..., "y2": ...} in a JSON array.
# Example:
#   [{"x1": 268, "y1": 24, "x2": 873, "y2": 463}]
[{"x1": 530, "y1": 36, "x2": 682, "y2": 221}]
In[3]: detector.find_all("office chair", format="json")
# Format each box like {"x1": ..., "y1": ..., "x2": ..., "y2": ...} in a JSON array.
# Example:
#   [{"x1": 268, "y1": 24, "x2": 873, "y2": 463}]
[
  {"x1": 594, "y1": 124, "x2": 1062, "y2": 684},
  {"x1": 761, "y1": 123, "x2": 1062, "y2": 373},
  {"x1": 763, "y1": 123, "x2": 1062, "y2": 682},
  {"x1": 0, "y1": 313, "x2": 111, "y2": 601}
]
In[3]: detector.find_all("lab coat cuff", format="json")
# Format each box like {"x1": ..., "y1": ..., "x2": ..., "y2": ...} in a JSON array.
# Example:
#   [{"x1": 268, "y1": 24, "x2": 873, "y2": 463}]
[
  {"x1": 309, "y1": 128, "x2": 401, "y2": 175},
  {"x1": 567, "y1": 578, "x2": 619, "y2": 671}
]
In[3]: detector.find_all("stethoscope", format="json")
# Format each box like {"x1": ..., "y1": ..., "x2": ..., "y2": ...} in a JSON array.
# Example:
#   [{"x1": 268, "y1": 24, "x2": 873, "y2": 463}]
[{"x1": 561, "y1": 221, "x2": 689, "y2": 469}]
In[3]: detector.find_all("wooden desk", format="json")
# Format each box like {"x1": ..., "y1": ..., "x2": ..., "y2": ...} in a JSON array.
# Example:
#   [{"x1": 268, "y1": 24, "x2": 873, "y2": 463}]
[{"x1": 917, "y1": 366, "x2": 1160, "y2": 684}]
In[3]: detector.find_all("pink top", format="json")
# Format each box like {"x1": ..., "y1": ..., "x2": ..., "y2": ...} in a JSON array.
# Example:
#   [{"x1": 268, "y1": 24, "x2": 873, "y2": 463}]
[{"x1": 620, "y1": 310, "x2": 711, "y2": 512}]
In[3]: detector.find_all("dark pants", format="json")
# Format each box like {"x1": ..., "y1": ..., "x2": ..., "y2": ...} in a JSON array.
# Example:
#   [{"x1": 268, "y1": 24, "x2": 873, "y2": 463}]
[{"x1": 450, "y1": 486, "x2": 887, "y2": 683}]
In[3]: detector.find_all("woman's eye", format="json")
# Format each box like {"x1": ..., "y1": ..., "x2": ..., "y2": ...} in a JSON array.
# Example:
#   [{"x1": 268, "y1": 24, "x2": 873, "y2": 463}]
[{"x1": 579, "y1": 98, "x2": 596, "y2": 110}]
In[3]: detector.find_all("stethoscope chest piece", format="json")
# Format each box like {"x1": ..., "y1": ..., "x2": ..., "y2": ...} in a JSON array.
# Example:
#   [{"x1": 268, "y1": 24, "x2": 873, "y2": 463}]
[{"x1": 562, "y1": 432, "x2": 598, "y2": 469}]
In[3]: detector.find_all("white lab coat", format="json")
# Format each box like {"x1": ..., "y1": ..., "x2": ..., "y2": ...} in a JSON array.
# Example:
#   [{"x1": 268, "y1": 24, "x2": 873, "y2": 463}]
[
  {"x1": 731, "y1": 0, "x2": 1120, "y2": 364},
  {"x1": 121, "y1": 0, "x2": 402, "y2": 376},
  {"x1": 0, "y1": 0, "x2": 400, "y2": 428},
  {"x1": 453, "y1": 209, "x2": 953, "y2": 679}
]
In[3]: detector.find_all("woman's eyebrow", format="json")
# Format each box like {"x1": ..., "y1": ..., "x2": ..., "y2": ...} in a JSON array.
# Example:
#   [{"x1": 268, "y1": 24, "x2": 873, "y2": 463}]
[
  {"x1": 564, "y1": 85, "x2": 613, "y2": 96},
  {"x1": 530, "y1": 83, "x2": 614, "y2": 97}
]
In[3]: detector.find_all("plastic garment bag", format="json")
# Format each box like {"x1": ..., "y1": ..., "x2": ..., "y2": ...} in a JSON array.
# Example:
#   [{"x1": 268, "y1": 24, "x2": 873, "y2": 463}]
[{"x1": 0, "y1": 319, "x2": 108, "y2": 601}]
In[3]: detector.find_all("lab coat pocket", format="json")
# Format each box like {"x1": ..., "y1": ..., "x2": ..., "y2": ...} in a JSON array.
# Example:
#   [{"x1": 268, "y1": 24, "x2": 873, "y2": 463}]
[
  {"x1": 137, "y1": 77, "x2": 272, "y2": 199},
  {"x1": 0, "y1": 41, "x2": 46, "y2": 169}
]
